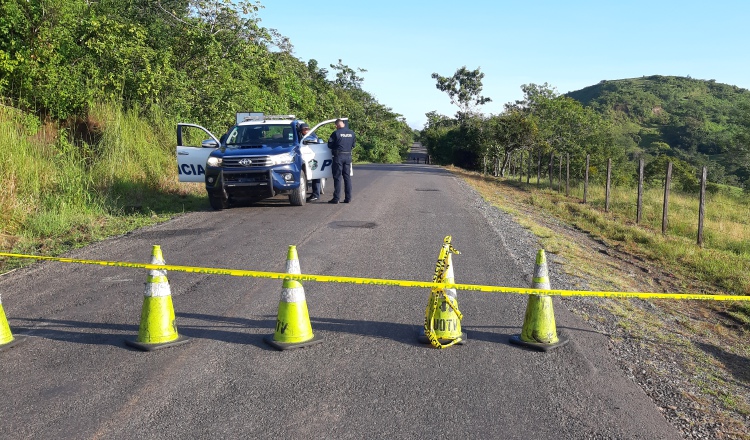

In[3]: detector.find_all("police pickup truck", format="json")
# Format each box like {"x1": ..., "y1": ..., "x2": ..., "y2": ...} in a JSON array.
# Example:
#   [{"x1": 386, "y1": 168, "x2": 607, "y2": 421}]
[{"x1": 177, "y1": 113, "x2": 342, "y2": 209}]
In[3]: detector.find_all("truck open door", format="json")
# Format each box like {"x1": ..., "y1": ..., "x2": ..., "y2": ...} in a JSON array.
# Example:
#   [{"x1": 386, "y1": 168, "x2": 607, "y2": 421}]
[
  {"x1": 300, "y1": 118, "x2": 352, "y2": 180},
  {"x1": 176, "y1": 123, "x2": 220, "y2": 183}
]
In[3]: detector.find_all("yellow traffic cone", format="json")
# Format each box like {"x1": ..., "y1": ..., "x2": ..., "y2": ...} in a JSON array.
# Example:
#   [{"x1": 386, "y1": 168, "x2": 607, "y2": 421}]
[
  {"x1": 125, "y1": 245, "x2": 190, "y2": 351},
  {"x1": 419, "y1": 236, "x2": 463, "y2": 348},
  {"x1": 264, "y1": 245, "x2": 322, "y2": 350},
  {"x1": 0, "y1": 294, "x2": 27, "y2": 352},
  {"x1": 510, "y1": 250, "x2": 569, "y2": 351},
  {"x1": 419, "y1": 253, "x2": 466, "y2": 347}
]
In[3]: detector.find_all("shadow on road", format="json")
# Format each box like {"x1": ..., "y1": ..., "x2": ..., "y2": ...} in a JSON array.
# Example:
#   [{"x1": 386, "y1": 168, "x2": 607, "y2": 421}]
[
  {"x1": 13, "y1": 314, "x2": 610, "y2": 352},
  {"x1": 14, "y1": 317, "x2": 135, "y2": 347}
]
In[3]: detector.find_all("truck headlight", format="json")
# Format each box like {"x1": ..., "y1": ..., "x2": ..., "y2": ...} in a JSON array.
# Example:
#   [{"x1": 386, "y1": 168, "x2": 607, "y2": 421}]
[
  {"x1": 270, "y1": 152, "x2": 294, "y2": 165},
  {"x1": 207, "y1": 157, "x2": 222, "y2": 167}
]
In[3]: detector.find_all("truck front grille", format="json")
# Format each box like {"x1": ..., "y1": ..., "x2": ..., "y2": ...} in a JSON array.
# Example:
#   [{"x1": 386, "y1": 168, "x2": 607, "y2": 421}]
[{"x1": 223, "y1": 156, "x2": 272, "y2": 168}]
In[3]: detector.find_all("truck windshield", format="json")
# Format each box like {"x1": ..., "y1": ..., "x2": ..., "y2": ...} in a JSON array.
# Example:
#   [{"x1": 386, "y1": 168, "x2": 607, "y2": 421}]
[{"x1": 226, "y1": 124, "x2": 295, "y2": 146}]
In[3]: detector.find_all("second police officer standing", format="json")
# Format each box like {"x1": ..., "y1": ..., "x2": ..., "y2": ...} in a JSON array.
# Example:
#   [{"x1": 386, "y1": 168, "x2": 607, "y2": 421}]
[{"x1": 327, "y1": 118, "x2": 355, "y2": 204}]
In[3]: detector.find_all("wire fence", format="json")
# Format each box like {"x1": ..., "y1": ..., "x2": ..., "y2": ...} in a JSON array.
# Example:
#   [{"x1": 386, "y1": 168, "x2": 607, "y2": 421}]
[{"x1": 499, "y1": 151, "x2": 750, "y2": 255}]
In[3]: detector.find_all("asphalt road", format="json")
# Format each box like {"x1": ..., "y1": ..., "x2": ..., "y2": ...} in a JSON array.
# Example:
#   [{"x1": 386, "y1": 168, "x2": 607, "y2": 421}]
[{"x1": 0, "y1": 154, "x2": 680, "y2": 439}]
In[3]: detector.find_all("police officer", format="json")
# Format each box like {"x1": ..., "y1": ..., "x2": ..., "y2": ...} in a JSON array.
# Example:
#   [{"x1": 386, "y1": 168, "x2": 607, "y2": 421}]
[{"x1": 327, "y1": 118, "x2": 355, "y2": 204}]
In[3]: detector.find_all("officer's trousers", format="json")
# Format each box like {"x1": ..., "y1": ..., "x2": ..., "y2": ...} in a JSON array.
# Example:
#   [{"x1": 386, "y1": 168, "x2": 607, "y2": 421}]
[{"x1": 331, "y1": 153, "x2": 352, "y2": 202}]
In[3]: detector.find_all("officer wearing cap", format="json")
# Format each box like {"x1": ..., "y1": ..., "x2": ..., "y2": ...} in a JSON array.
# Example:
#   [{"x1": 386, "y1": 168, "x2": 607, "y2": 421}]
[
  {"x1": 327, "y1": 118, "x2": 356, "y2": 204},
  {"x1": 299, "y1": 123, "x2": 323, "y2": 202}
]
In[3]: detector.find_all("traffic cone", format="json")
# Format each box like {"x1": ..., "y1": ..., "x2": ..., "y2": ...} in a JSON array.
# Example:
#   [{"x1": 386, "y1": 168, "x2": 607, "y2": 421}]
[
  {"x1": 0, "y1": 294, "x2": 27, "y2": 352},
  {"x1": 510, "y1": 250, "x2": 569, "y2": 351},
  {"x1": 419, "y1": 253, "x2": 466, "y2": 347},
  {"x1": 125, "y1": 245, "x2": 190, "y2": 351},
  {"x1": 264, "y1": 245, "x2": 322, "y2": 350}
]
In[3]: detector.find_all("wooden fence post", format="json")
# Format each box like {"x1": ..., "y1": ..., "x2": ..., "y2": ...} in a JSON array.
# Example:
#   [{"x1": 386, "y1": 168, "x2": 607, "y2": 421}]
[
  {"x1": 662, "y1": 161, "x2": 672, "y2": 235},
  {"x1": 637, "y1": 158, "x2": 644, "y2": 224},
  {"x1": 584, "y1": 154, "x2": 589, "y2": 204},
  {"x1": 549, "y1": 152, "x2": 554, "y2": 190},
  {"x1": 519, "y1": 151, "x2": 523, "y2": 182},
  {"x1": 565, "y1": 153, "x2": 570, "y2": 197},
  {"x1": 698, "y1": 166, "x2": 707, "y2": 247},
  {"x1": 558, "y1": 154, "x2": 562, "y2": 193},
  {"x1": 605, "y1": 158, "x2": 612, "y2": 212}
]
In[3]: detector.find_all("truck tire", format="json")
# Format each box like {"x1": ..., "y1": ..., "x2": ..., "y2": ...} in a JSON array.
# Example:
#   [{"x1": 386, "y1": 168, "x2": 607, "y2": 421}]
[
  {"x1": 289, "y1": 172, "x2": 306, "y2": 206},
  {"x1": 209, "y1": 195, "x2": 229, "y2": 210}
]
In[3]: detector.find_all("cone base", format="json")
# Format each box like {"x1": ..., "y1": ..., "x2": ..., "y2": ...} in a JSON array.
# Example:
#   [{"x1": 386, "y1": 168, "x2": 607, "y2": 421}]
[
  {"x1": 125, "y1": 335, "x2": 190, "y2": 352},
  {"x1": 0, "y1": 334, "x2": 27, "y2": 352},
  {"x1": 509, "y1": 334, "x2": 569, "y2": 352},
  {"x1": 416, "y1": 328, "x2": 467, "y2": 346},
  {"x1": 264, "y1": 334, "x2": 322, "y2": 351}
]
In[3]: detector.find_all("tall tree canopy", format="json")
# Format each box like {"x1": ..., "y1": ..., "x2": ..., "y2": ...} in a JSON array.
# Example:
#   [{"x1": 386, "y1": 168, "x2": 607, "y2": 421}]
[
  {"x1": 0, "y1": 0, "x2": 412, "y2": 163},
  {"x1": 431, "y1": 66, "x2": 491, "y2": 117}
]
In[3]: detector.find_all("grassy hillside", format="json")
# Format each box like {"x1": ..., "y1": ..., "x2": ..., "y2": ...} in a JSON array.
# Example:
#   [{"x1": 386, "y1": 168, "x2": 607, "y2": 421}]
[
  {"x1": 0, "y1": 103, "x2": 206, "y2": 270},
  {"x1": 566, "y1": 76, "x2": 750, "y2": 186}
]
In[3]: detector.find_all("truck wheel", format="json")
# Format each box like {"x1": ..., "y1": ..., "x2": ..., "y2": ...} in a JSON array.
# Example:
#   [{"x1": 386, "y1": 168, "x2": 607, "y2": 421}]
[
  {"x1": 209, "y1": 195, "x2": 229, "y2": 210},
  {"x1": 289, "y1": 172, "x2": 306, "y2": 206}
]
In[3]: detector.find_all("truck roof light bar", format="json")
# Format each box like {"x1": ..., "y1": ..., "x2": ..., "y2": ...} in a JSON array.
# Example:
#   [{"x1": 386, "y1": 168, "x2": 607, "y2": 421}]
[{"x1": 236, "y1": 113, "x2": 296, "y2": 124}]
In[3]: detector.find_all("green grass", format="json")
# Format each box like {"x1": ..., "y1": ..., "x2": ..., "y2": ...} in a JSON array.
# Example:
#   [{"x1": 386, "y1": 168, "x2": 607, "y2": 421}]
[
  {"x1": 455, "y1": 168, "x2": 750, "y2": 299},
  {"x1": 0, "y1": 103, "x2": 206, "y2": 272}
]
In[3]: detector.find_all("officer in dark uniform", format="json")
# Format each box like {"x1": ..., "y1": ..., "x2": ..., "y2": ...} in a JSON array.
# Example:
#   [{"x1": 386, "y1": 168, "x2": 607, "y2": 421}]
[{"x1": 327, "y1": 118, "x2": 356, "y2": 204}]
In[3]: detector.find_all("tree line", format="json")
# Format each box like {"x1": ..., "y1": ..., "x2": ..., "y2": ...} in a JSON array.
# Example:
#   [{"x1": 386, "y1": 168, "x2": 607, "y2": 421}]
[
  {"x1": 0, "y1": 0, "x2": 412, "y2": 162},
  {"x1": 421, "y1": 68, "x2": 750, "y2": 191}
]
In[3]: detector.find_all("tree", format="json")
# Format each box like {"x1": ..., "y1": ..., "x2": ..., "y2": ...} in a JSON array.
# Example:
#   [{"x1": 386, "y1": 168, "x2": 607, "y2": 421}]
[
  {"x1": 0, "y1": 0, "x2": 415, "y2": 165},
  {"x1": 421, "y1": 111, "x2": 459, "y2": 165},
  {"x1": 486, "y1": 110, "x2": 538, "y2": 176},
  {"x1": 644, "y1": 155, "x2": 699, "y2": 192},
  {"x1": 730, "y1": 101, "x2": 750, "y2": 181},
  {"x1": 330, "y1": 59, "x2": 367, "y2": 90},
  {"x1": 431, "y1": 66, "x2": 491, "y2": 116},
  {"x1": 512, "y1": 83, "x2": 621, "y2": 183}
]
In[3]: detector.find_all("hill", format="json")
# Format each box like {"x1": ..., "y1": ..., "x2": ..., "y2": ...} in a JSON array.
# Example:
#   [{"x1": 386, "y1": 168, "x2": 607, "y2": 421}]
[{"x1": 566, "y1": 76, "x2": 750, "y2": 186}]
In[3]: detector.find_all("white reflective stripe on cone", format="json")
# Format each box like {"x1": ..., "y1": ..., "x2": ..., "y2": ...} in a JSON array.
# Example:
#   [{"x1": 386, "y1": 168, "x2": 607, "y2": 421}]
[
  {"x1": 444, "y1": 259, "x2": 457, "y2": 300},
  {"x1": 281, "y1": 286, "x2": 305, "y2": 303},
  {"x1": 145, "y1": 281, "x2": 171, "y2": 297},
  {"x1": 286, "y1": 259, "x2": 301, "y2": 275}
]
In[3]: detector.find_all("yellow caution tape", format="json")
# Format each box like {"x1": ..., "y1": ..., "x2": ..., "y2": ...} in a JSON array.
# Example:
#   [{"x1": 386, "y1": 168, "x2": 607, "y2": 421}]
[
  {"x1": 1, "y1": 251, "x2": 748, "y2": 301},
  {"x1": 424, "y1": 236, "x2": 463, "y2": 349}
]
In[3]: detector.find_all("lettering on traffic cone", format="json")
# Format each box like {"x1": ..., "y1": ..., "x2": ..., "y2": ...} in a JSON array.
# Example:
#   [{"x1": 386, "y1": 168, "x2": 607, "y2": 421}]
[
  {"x1": 0, "y1": 294, "x2": 27, "y2": 352},
  {"x1": 264, "y1": 245, "x2": 322, "y2": 350},
  {"x1": 125, "y1": 245, "x2": 190, "y2": 351},
  {"x1": 510, "y1": 250, "x2": 569, "y2": 351}
]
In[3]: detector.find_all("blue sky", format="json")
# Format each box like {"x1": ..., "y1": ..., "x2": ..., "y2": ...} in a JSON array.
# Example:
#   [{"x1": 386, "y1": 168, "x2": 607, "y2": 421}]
[{"x1": 258, "y1": 1, "x2": 749, "y2": 129}]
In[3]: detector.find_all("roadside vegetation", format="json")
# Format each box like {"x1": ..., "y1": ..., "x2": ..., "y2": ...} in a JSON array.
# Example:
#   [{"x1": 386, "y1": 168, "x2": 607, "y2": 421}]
[
  {"x1": 421, "y1": 67, "x2": 750, "y2": 297},
  {"x1": 0, "y1": 102, "x2": 206, "y2": 271},
  {"x1": 422, "y1": 72, "x2": 750, "y2": 189},
  {"x1": 0, "y1": 0, "x2": 413, "y2": 271}
]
